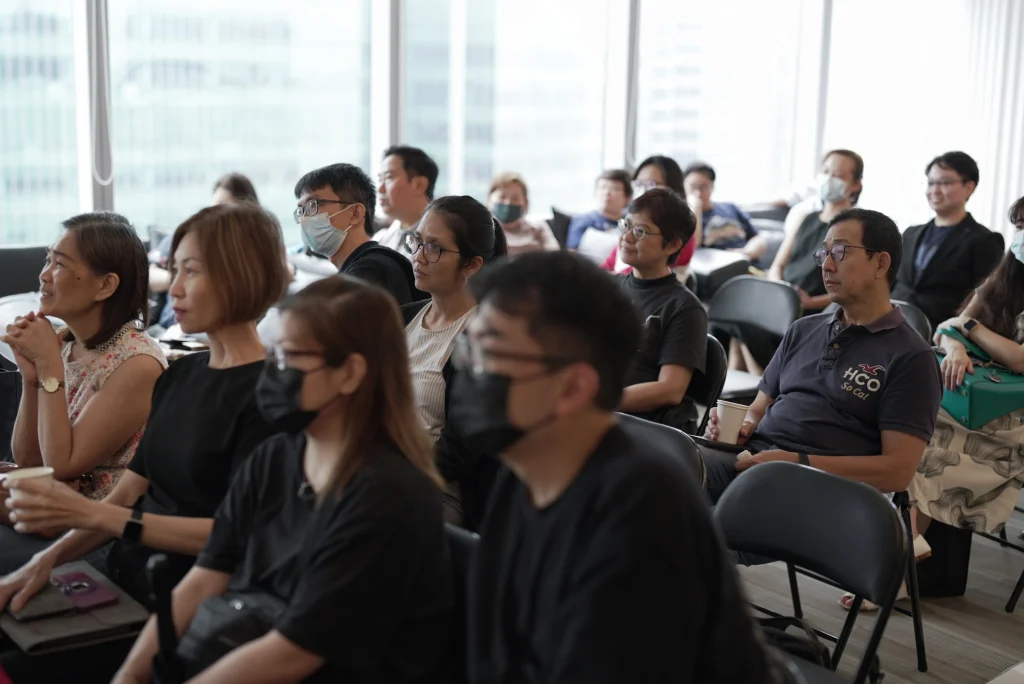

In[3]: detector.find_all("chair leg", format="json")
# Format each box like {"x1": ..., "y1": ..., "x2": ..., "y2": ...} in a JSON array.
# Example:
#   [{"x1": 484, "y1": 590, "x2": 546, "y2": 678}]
[
  {"x1": 1000, "y1": 527, "x2": 1009, "y2": 547},
  {"x1": 902, "y1": 508, "x2": 928, "y2": 673},
  {"x1": 786, "y1": 562, "x2": 803, "y2": 619},
  {"x1": 1007, "y1": 567, "x2": 1024, "y2": 613}
]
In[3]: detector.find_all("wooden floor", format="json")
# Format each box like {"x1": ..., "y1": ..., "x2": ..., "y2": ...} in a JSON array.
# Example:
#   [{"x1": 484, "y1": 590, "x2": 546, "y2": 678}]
[{"x1": 740, "y1": 507, "x2": 1024, "y2": 683}]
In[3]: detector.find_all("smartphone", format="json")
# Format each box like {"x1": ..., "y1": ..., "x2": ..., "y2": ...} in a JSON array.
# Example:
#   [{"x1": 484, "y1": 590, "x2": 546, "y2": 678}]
[
  {"x1": 7, "y1": 584, "x2": 76, "y2": 622},
  {"x1": 51, "y1": 572, "x2": 119, "y2": 612}
]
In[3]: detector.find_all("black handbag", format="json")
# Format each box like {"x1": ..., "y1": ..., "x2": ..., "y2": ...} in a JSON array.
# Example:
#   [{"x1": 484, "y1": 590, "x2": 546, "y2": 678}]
[{"x1": 176, "y1": 592, "x2": 287, "y2": 677}]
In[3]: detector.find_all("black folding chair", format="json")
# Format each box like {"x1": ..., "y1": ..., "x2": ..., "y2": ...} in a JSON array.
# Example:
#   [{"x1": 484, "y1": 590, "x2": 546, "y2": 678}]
[
  {"x1": 983, "y1": 505, "x2": 1024, "y2": 612},
  {"x1": 617, "y1": 413, "x2": 706, "y2": 489},
  {"x1": 715, "y1": 462, "x2": 908, "y2": 684},
  {"x1": 445, "y1": 524, "x2": 479, "y2": 684},
  {"x1": 684, "y1": 334, "x2": 727, "y2": 435},
  {"x1": 824, "y1": 300, "x2": 932, "y2": 342},
  {"x1": 709, "y1": 276, "x2": 802, "y2": 404}
]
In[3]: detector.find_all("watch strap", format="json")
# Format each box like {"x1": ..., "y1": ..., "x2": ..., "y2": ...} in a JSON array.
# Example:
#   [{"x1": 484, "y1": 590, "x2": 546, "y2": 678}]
[
  {"x1": 122, "y1": 507, "x2": 144, "y2": 543},
  {"x1": 798, "y1": 452, "x2": 811, "y2": 466},
  {"x1": 34, "y1": 378, "x2": 65, "y2": 392}
]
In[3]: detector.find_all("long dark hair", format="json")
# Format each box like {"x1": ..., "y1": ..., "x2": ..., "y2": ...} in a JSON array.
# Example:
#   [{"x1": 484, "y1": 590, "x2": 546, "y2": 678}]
[
  {"x1": 634, "y1": 155, "x2": 684, "y2": 194},
  {"x1": 968, "y1": 195, "x2": 1024, "y2": 340},
  {"x1": 426, "y1": 195, "x2": 508, "y2": 266},
  {"x1": 59, "y1": 212, "x2": 149, "y2": 349}
]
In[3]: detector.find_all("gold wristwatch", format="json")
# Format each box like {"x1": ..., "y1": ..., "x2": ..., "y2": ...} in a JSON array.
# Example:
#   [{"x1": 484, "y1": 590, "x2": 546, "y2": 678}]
[{"x1": 36, "y1": 377, "x2": 65, "y2": 393}]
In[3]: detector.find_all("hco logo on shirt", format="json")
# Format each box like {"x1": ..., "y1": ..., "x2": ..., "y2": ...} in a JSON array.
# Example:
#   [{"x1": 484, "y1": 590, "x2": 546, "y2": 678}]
[{"x1": 842, "y1": 363, "x2": 886, "y2": 400}]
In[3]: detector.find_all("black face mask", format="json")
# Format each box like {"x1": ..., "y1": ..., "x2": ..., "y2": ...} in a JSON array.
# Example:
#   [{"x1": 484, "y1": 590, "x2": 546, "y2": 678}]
[
  {"x1": 256, "y1": 362, "x2": 319, "y2": 434},
  {"x1": 450, "y1": 368, "x2": 563, "y2": 456}
]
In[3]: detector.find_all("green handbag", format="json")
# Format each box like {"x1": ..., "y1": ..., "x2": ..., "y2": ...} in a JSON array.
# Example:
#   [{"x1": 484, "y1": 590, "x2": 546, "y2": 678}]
[{"x1": 936, "y1": 326, "x2": 1024, "y2": 430}]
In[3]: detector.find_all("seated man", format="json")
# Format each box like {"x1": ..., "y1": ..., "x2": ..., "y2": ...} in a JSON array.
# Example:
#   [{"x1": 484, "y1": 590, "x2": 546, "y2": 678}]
[
  {"x1": 617, "y1": 188, "x2": 707, "y2": 431},
  {"x1": 373, "y1": 145, "x2": 437, "y2": 256},
  {"x1": 566, "y1": 168, "x2": 633, "y2": 251},
  {"x1": 702, "y1": 208, "x2": 942, "y2": 506},
  {"x1": 456, "y1": 251, "x2": 793, "y2": 683},
  {"x1": 891, "y1": 151, "x2": 1004, "y2": 329},
  {"x1": 683, "y1": 162, "x2": 767, "y2": 262}
]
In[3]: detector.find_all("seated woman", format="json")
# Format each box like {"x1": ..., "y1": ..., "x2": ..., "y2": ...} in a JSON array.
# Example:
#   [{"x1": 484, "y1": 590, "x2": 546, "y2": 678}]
[
  {"x1": 599, "y1": 155, "x2": 701, "y2": 278},
  {"x1": 909, "y1": 195, "x2": 1024, "y2": 552},
  {"x1": 486, "y1": 171, "x2": 558, "y2": 255},
  {"x1": 1, "y1": 212, "x2": 166, "y2": 526},
  {"x1": 114, "y1": 276, "x2": 452, "y2": 684},
  {"x1": 0, "y1": 203, "x2": 289, "y2": 683},
  {"x1": 401, "y1": 196, "x2": 507, "y2": 529}
]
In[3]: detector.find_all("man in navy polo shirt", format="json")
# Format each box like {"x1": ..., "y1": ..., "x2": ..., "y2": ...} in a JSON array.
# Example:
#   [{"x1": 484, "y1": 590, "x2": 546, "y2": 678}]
[{"x1": 702, "y1": 208, "x2": 942, "y2": 502}]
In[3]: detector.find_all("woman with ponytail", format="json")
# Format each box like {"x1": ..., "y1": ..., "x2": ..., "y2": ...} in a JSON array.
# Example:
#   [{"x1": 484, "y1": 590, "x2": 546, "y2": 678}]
[{"x1": 400, "y1": 195, "x2": 508, "y2": 528}]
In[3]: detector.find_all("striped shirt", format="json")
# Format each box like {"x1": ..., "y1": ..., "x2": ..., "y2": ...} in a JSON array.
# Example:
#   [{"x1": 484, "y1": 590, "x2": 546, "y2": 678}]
[{"x1": 406, "y1": 304, "x2": 476, "y2": 439}]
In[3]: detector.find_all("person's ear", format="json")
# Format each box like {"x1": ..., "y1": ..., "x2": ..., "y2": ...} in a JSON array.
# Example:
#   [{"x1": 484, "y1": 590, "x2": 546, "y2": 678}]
[
  {"x1": 461, "y1": 255, "x2": 484, "y2": 280},
  {"x1": 411, "y1": 175, "x2": 429, "y2": 197},
  {"x1": 94, "y1": 273, "x2": 120, "y2": 303},
  {"x1": 348, "y1": 203, "x2": 367, "y2": 230},
  {"x1": 553, "y1": 364, "x2": 601, "y2": 416},
  {"x1": 664, "y1": 237, "x2": 683, "y2": 257},
  {"x1": 335, "y1": 353, "x2": 368, "y2": 396},
  {"x1": 964, "y1": 180, "x2": 977, "y2": 199},
  {"x1": 875, "y1": 252, "x2": 892, "y2": 282}
]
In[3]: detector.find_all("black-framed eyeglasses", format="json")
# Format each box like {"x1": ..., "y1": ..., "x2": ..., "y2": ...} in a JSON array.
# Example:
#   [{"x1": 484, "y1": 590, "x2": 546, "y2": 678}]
[
  {"x1": 618, "y1": 218, "x2": 661, "y2": 241},
  {"x1": 403, "y1": 232, "x2": 460, "y2": 263},
  {"x1": 293, "y1": 198, "x2": 351, "y2": 224},
  {"x1": 270, "y1": 346, "x2": 330, "y2": 371},
  {"x1": 452, "y1": 335, "x2": 579, "y2": 377},
  {"x1": 812, "y1": 244, "x2": 876, "y2": 267}
]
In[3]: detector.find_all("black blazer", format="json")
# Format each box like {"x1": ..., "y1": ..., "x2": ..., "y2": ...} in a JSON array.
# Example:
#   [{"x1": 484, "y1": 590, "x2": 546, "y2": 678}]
[
  {"x1": 891, "y1": 214, "x2": 1004, "y2": 329},
  {"x1": 401, "y1": 300, "x2": 499, "y2": 532}
]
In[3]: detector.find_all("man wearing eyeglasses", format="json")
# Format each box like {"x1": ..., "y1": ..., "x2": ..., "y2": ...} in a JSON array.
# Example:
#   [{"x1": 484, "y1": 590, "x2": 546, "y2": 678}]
[
  {"x1": 615, "y1": 188, "x2": 707, "y2": 432},
  {"x1": 701, "y1": 208, "x2": 942, "y2": 508},
  {"x1": 891, "y1": 151, "x2": 1004, "y2": 330}
]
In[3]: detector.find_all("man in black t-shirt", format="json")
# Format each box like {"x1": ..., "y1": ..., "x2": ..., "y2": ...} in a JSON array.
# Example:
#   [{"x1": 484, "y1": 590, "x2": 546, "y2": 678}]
[
  {"x1": 616, "y1": 187, "x2": 707, "y2": 431},
  {"x1": 451, "y1": 252, "x2": 792, "y2": 684}
]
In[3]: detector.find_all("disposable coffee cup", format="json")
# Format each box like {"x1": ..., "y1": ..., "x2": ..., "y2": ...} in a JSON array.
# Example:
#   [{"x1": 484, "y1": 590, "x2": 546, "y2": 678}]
[
  {"x1": 715, "y1": 400, "x2": 749, "y2": 445},
  {"x1": 3, "y1": 467, "x2": 55, "y2": 504}
]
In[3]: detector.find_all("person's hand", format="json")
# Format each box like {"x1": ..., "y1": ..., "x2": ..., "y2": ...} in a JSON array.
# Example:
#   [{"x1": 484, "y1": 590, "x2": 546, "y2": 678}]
[
  {"x1": 704, "y1": 408, "x2": 754, "y2": 445},
  {"x1": 934, "y1": 316, "x2": 970, "y2": 340},
  {"x1": 0, "y1": 551, "x2": 58, "y2": 612},
  {"x1": 941, "y1": 344, "x2": 974, "y2": 391},
  {"x1": 797, "y1": 287, "x2": 815, "y2": 310},
  {"x1": 6, "y1": 477, "x2": 95, "y2": 534},
  {"x1": 2, "y1": 313, "x2": 63, "y2": 377},
  {"x1": 2, "y1": 314, "x2": 41, "y2": 385},
  {"x1": 111, "y1": 669, "x2": 147, "y2": 684},
  {"x1": 735, "y1": 449, "x2": 798, "y2": 473}
]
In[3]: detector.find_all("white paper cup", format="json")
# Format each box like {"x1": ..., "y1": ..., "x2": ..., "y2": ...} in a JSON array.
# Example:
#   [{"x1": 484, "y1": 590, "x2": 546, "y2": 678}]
[
  {"x1": 715, "y1": 400, "x2": 749, "y2": 445},
  {"x1": 3, "y1": 467, "x2": 55, "y2": 503}
]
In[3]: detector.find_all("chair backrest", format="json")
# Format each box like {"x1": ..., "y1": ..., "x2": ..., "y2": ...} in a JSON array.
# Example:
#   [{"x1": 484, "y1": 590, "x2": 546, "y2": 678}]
[
  {"x1": 0, "y1": 245, "x2": 47, "y2": 300},
  {"x1": 549, "y1": 207, "x2": 573, "y2": 248},
  {"x1": 685, "y1": 335, "x2": 727, "y2": 435},
  {"x1": 617, "y1": 413, "x2": 706, "y2": 488},
  {"x1": 444, "y1": 524, "x2": 478, "y2": 684},
  {"x1": 708, "y1": 275, "x2": 802, "y2": 338},
  {"x1": 892, "y1": 300, "x2": 933, "y2": 341},
  {"x1": 715, "y1": 462, "x2": 906, "y2": 602}
]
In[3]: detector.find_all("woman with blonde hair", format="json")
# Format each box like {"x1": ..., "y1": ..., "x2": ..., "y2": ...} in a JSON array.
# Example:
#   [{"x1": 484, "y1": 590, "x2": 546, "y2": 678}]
[{"x1": 115, "y1": 275, "x2": 452, "y2": 684}]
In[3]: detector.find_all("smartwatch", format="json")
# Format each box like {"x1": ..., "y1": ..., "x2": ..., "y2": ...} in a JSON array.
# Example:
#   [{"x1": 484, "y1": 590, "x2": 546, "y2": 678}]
[
  {"x1": 962, "y1": 318, "x2": 979, "y2": 338},
  {"x1": 122, "y1": 508, "x2": 144, "y2": 543},
  {"x1": 797, "y1": 452, "x2": 811, "y2": 466}
]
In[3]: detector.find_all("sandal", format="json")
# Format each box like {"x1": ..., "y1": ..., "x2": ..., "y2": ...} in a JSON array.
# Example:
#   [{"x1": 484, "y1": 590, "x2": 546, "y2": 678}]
[{"x1": 839, "y1": 584, "x2": 908, "y2": 612}]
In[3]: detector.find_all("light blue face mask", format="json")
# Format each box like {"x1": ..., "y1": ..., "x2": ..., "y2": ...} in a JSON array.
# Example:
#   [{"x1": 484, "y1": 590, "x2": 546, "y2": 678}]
[
  {"x1": 1011, "y1": 231, "x2": 1024, "y2": 265},
  {"x1": 299, "y1": 207, "x2": 350, "y2": 258}
]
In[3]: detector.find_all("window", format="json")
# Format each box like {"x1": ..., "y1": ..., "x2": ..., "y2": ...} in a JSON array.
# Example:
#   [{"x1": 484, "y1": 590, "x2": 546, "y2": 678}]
[
  {"x1": 107, "y1": 0, "x2": 372, "y2": 246},
  {"x1": 0, "y1": 0, "x2": 78, "y2": 246},
  {"x1": 635, "y1": 0, "x2": 804, "y2": 204},
  {"x1": 402, "y1": 0, "x2": 611, "y2": 214}
]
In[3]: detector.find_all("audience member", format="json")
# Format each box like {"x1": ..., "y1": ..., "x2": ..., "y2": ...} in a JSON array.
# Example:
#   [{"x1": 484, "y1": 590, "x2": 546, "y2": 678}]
[
  {"x1": 684, "y1": 162, "x2": 767, "y2": 261},
  {"x1": 373, "y1": 145, "x2": 438, "y2": 254},
  {"x1": 702, "y1": 209, "x2": 941, "y2": 508},
  {"x1": 617, "y1": 188, "x2": 707, "y2": 431},
  {"x1": 457, "y1": 251, "x2": 792, "y2": 683},
  {"x1": 2, "y1": 213, "x2": 165, "y2": 522},
  {"x1": 402, "y1": 196, "x2": 508, "y2": 529},
  {"x1": 486, "y1": 172, "x2": 558, "y2": 255},
  {"x1": 600, "y1": 155, "x2": 699, "y2": 274},
  {"x1": 114, "y1": 276, "x2": 452, "y2": 684},
  {"x1": 0, "y1": 203, "x2": 289, "y2": 682},
  {"x1": 566, "y1": 168, "x2": 633, "y2": 250},
  {"x1": 151, "y1": 172, "x2": 261, "y2": 330},
  {"x1": 891, "y1": 151, "x2": 1004, "y2": 329},
  {"x1": 909, "y1": 195, "x2": 1024, "y2": 550}
]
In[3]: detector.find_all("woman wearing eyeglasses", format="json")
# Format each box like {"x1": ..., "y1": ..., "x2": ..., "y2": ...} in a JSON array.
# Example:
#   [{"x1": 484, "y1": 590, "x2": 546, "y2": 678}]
[
  {"x1": 400, "y1": 196, "x2": 507, "y2": 528},
  {"x1": 616, "y1": 188, "x2": 708, "y2": 433}
]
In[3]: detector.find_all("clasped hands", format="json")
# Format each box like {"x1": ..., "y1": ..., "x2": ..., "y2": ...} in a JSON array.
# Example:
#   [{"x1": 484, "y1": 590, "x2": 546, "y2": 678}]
[
  {"x1": 1, "y1": 312, "x2": 64, "y2": 384},
  {"x1": 703, "y1": 407, "x2": 798, "y2": 472}
]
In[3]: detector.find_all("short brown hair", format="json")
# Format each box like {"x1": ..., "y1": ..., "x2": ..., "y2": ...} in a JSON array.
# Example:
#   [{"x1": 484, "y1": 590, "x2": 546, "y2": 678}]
[
  {"x1": 488, "y1": 172, "x2": 529, "y2": 203},
  {"x1": 212, "y1": 172, "x2": 259, "y2": 204},
  {"x1": 597, "y1": 169, "x2": 633, "y2": 198},
  {"x1": 823, "y1": 149, "x2": 865, "y2": 182},
  {"x1": 60, "y1": 212, "x2": 150, "y2": 349},
  {"x1": 170, "y1": 204, "x2": 288, "y2": 326},
  {"x1": 628, "y1": 188, "x2": 695, "y2": 264},
  {"x1": 279, "y1": 276, "x2": 442, "y2": 495}
]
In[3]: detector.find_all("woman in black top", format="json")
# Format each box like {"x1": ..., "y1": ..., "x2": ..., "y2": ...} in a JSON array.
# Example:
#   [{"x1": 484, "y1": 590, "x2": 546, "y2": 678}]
[
  {"x1": 0, "y1": 204, "x2": 289, "y2": 683},
  {"x1": 115, "y1": 275, "x2": 452, "y2": 684}
]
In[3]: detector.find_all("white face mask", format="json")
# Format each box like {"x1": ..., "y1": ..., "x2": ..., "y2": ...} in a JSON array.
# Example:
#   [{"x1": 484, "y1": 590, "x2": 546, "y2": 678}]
[
  {"x1": 818, "y1": 175, "x2": 849, "y2": 204},
  {"x1": 299, "y1": 208, "x2": 350, "y2": 258},
  {"x1": 1011, "y1": 231, "x2": 1024, "y2": 265}
]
